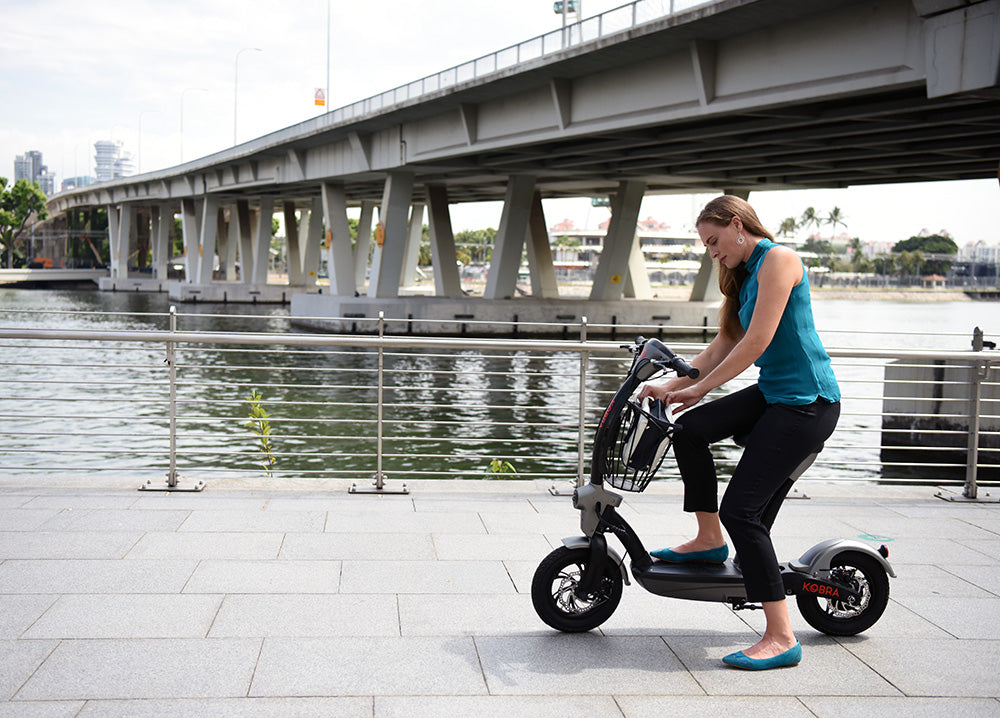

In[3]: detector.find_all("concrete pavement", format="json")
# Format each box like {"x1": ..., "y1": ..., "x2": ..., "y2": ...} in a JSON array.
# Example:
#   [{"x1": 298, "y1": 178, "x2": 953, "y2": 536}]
[{"x1": 1, "y1": 477, "x2": 999, "y2": 716}]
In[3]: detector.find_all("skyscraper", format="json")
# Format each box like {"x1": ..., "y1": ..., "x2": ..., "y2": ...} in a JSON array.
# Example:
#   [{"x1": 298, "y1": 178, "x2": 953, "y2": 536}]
[
  {"x1": 94, "y1": 140, "x2": 134, "y2": 182},
  {"x1": 13, "y1": 150, "x2": 55, "y2": 196}
]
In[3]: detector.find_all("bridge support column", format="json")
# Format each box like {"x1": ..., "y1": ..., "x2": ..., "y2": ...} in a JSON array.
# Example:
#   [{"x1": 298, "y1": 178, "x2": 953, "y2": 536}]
[
  {"x1": 151, "y1": 204, "x2": 170, "y2": 280},
  {"x1": 401, "y1": 204, "x2": 425, "y2": 288},
  {"x1": 689, "y1": 188, "x2": 747, "y2": 301},
  {"x1": 354, "y1": 201, "x2": 376, "y2": 292},
  {"x1": 221, "y1": 208, "x2": 238, "y2": 281},
  {"x1": 426, "y1": 184, "x2": 462, "y2": 298},
  {"x1": 283, "y1": 202, "x2": 302, "y2": 285},
  {"x1": 195, "y1": 197, "x2": 220, "y2": 285},
  {"x1": 485, "y1": 175, "x2": 535, "y2": 300},
  {"x1": 589, "y1": 180, "x2": 645, "y2": 301},
  {"x1": 369, "y1": 172, "x2": 414, "y2": 298},
  {"x1": 107, "y1": 204, "x2": 133, "y2": 280},
  {"x1": 526, "y1": 191, "x2": 559, "y2": 298},
  {"x1": 301, "y1": 197, "x2": 323, "y2": 286},
  {"x1": 179, "y1": 198, "x2": 200, "y2": 283},
  {"x1": 236, "y1": 200, "x2": 253, "y2": 284},
  {"x1": 321, "y1": 183, "x2": 356, "y2": 296},
  {"x1": 251, "y1": 198, "x2": 273, "y2": 285},
  {"x1": 624, "y1": 232, "x2": 652, "y2": 299}
]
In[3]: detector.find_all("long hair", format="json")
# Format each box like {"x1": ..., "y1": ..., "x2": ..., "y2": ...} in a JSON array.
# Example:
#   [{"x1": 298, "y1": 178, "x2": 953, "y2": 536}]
[{"x1": 696, "y1": 196, "x2": 774, "y2": 340}]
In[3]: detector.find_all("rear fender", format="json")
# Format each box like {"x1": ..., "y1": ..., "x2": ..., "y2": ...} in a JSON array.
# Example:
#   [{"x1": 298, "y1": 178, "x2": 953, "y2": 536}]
[
  {"x1": 790, "y1": 538, "x2": 896, "y2": 578},
  {"x1": 562, "y1": 536, "x2": 631, "y2": 586}
]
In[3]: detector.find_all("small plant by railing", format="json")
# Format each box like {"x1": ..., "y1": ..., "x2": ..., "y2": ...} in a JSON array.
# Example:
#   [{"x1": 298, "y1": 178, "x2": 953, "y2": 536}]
[
  {"x1": 484, "y1": 459, "x2": 519, "y2": 479},
  {"x1": 244, "y1": 388, "x2": 276, "y2": 478}
]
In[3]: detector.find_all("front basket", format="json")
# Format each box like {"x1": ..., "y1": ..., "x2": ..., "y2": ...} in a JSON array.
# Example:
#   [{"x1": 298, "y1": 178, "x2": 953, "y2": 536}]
[{"x1": 601, "y1": 398, "x2": 674, "y2": 492}]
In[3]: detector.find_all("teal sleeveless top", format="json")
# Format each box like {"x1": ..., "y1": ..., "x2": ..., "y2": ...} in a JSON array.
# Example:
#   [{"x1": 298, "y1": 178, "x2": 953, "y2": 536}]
[{"x1": 738, "y1": 238, "x2": 841, "y2": 405}]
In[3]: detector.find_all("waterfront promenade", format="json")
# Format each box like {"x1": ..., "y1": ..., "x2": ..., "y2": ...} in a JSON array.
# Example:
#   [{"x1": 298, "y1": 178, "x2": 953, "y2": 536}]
[{"x1": 1, "y1": 475, "x2": 999, "y2": 716}]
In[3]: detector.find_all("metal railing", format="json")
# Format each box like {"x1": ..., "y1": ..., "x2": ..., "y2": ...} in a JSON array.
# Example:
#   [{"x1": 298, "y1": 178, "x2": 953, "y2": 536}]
[
  {"x1": 1, "y1": 309, "x2": 997, "y2": 496},
  {"x1": 323, "y1": 0, "x2": 713, "y2": 127}
]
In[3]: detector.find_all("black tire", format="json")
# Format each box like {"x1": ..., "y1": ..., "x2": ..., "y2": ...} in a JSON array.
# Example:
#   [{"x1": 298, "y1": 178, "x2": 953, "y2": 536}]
[
  {"x1": 796, "y1": 551, "x2": 890, "y2": 636},
  {"x1": 531, "y1": 545, "x2": 624, "y2": 632}
]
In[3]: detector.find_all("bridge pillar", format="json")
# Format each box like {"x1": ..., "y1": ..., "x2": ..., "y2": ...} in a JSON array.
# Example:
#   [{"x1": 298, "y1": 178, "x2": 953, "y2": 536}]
[
  {"x1": 589, "y1": 180, "x2": 645, "y2": 301},
  {"x1": 624, "y1": 232, "x2": 652, "y2": 300},
  {"x1": 321, "y1": 183, "x2": 356, "y2": 296},
  {"x1": 368, "y1": 171, "x2": 414, "y2": 298},
  {"x1": 354, "y1": 201, "x2": 376, "y2": 292},
  {"x1": 151, "y1": 203, "x2": 170, "y2": 280},
  {"x1": 426, "y1": 184, "x2": 462, "y2": 298},
  {"x1": 107, "y1": 203, "x2": 134, "y2": 280},
  {"x1": 689, "y1": 188, "x2": 747, "y2": 301},
  {"x1": 179, "y1": 198, "x2": 199, "y2": 283},
  {"x1": 251, "y1": 198, "x2": 273, "y2": 284},
  {"x1": 236, "y1": 200, "x2": 253, "y2": 284},
  {"x1": 526, "y1": 191, "x2": 559, "y2": 298},
  {"x1": 485, "y1": 175, "x2": 535, "y2": 300},
  {"x1": 301, "y1": 197, "x2": 324, "y2": 286},
  {"x1": 220, "y1": 207, "x2": 238, "y2": 281},
  {"x1": 194, "y1": 197, "x2": 221, "y2": 285},
  {"x1": 283, "y1": 201, "x2": 302, "y2": 285},
  {"x1": 401, "y1": 204, "x2": 426, "y2": 288}
]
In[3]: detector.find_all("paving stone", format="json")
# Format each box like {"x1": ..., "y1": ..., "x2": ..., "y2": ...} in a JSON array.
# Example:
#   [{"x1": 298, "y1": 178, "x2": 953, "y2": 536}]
[
  {"x1": 324, "y1": 510, "x2": 486, "y2": 534},
  {"x1": 376, "y1": 695, "x2": 623, "y2": 718},
  {"x1": 279, "y1": 532, "x2": 436, "y2": 560},
  {"x1": 0, "y1": 495, "x2": 32, "y2": 509},
  {"x1": 37, "y1": 508, "x2": 190, "y2": 532},
  {"x1": 616, "y1": 695, "x2": 815, "y2": 717},
  {"x1": 399, "y1": 594, "x2": 547, "y2": 636},
  {"x1": 0, "y1": 531, "x2": 141, "y2": 559},
  {"x1": 21, "y1": 495, "x2": 137, "y2": 510},
  {"x1": 126, "y1": 532, "x2": 284, "y2": 560},
  {"x1": 21, "y1": 594, "x2": 223, "y2": 639},
  {"x1": 0, "y1": 701, "x2": 84, "y2": 717},
  {"x1": 209, "y1": 594, "x2": 399, "y2": 637},
  {"x1": 0, "y1": 639, "x2": 57, "y2": 700},
  {"x1": 431, "y1": 532, "x2": 553, "y2": 561},
  {"x1": 801, "y1": 696, "x2": 1000, "y2": 718},
  {"x1": 0, "y1": 560, "x2": 197, "y2": 594},
  {"x1": 339, "y1": 559, "x2": 514, "y2": 594},
  {"x1": 76, "y1": 697, "x2": 372, "y2": 717},
  {"x1": 182, "y1": 560, "x2": 341, "y2": 594},
  {"x1": 475, "y1": 634, "x2": 703, "y2": 696},
  {"x1": 0, "y1": 509, "x2": 62, "y2": 531},
  {"x1": 0, "y1": 596, "x2": 58, "y2": 639},
  {"x1": 249, "y1": 637, "x2": 486, "y2": 696},
  {"x1": 14, "y1": 638, "x2": 260, "y2": 700},
  {"x1": 179, "y1": 509, "x2": 325, "y2": 533}
]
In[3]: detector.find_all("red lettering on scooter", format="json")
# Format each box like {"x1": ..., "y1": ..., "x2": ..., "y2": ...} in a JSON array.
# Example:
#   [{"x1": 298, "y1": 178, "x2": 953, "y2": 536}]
[{"x1": 801, "y1": 581, "x2": 839, "y2": 597}]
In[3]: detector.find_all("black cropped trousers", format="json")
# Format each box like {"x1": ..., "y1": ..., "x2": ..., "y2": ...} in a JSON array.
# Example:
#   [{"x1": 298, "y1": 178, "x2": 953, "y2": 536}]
[{"x1": 671, "y1": 384, "x2": 840, "y2": 602}]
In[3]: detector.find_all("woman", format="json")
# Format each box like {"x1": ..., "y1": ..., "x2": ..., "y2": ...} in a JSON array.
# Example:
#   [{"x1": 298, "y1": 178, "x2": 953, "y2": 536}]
[{"x1": 639, "y1": 195, "x2": 840, "y2": 670}]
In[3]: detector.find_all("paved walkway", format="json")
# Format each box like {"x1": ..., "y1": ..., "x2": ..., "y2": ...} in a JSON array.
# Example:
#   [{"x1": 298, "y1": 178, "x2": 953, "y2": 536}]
[{"x1": 1, "y1": 477, "x2": 998, "y2": 716}]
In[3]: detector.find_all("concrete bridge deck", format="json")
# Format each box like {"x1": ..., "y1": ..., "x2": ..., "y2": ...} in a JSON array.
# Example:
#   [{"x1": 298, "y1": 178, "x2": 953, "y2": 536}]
[{"x1": 2, "y1": 476, "x2": 998, "y2": 715}]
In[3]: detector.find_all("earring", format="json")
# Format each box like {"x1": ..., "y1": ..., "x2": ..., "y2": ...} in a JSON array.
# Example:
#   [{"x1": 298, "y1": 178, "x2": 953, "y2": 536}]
[{"x1": 737, "y1": 233, "x2": 745, "y2": 245}]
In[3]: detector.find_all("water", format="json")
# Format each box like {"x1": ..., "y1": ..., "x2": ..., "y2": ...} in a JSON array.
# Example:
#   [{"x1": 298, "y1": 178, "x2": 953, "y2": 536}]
[{"x1": 1, "y1": 287, "x2": 996, "y2": 483}]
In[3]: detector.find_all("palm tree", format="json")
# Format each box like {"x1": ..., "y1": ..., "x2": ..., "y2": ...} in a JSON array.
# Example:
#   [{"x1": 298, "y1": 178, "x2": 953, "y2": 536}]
[
  {"x1": 826, "y1": 206, "x2": 847, "y2": 239},
  {"x1": 800, "y1": 207, "x2": 820, "y2": 238},
  {"x1": 778, "y1": 217, "x2": 799, "y2": 238}
]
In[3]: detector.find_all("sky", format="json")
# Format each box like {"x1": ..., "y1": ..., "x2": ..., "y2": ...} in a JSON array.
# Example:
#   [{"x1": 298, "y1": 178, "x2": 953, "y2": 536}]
[{"x1": 2, "y1": 0, "x2": 997, "y2": 247}]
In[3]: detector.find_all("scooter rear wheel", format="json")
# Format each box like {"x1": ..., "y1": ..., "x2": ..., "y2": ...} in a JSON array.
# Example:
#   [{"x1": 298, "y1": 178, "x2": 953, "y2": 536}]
[
  {"x1": 531, "y1": 545, "x2": 624, "y2": 632},
  {"x1": 796, "y1": 551, "x2": 890, "y2": 636}
]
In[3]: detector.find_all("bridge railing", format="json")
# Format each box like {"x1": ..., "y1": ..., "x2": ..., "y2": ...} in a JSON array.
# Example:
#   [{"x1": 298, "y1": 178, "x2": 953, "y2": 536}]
[
  {"x1": 0, "y1": 309, "x2": 996, "y2": 496},
  {"x1": 327, "y1": 0, "x2": 715, "y2": 125}
]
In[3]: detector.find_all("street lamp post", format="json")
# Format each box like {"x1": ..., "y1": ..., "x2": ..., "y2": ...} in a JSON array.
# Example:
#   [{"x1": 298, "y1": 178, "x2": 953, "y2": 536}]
[
  {"x1": 234, "y1": 47, "x2": 262, "y2": 145},
  {"x1": 180, "y1": 87, "x2": 208, "y2": 163}
]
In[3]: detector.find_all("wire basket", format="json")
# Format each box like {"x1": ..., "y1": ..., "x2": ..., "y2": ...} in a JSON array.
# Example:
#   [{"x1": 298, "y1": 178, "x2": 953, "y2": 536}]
[{"x1": 598, "y1": 397, "x2": 675, "y2": 492}]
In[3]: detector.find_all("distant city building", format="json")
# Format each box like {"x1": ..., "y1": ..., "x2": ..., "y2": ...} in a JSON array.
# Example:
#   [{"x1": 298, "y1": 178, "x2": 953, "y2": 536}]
[
  {"x1": 13, "y1": 149, "x2": 56, "y2": 196},
  {"x1": 94, "y1": 140, "x2": 134, "y2": 181},
  {"x1": 61, "y1": 176, "x2": 96, "y2": 192}
]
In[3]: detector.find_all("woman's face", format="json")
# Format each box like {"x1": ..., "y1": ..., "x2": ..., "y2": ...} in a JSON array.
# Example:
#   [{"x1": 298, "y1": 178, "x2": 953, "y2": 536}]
[{"x1": 698, "y1": 218, "x2": 746, "y2": 269}]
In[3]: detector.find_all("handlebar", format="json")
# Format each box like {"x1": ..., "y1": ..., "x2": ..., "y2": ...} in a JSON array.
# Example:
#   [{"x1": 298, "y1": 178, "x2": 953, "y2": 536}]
[{"x1": 629, "y1": 336, "x2": 699, "y2": 380}]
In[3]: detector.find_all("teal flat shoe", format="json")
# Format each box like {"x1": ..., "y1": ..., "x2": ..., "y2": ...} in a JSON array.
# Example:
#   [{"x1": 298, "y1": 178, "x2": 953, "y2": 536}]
[
  {"x1": 722, "y1": 642, "x2": 801, "y2": 670},
  {"x1": 650, "y1": 544, "x2": 728, "y2": 563}
]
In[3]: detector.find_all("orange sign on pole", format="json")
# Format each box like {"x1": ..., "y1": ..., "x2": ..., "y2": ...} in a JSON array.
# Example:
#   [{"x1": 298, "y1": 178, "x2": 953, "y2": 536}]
[{"x1": 314, "y1": 88, "x2": 326, "y2": 107}]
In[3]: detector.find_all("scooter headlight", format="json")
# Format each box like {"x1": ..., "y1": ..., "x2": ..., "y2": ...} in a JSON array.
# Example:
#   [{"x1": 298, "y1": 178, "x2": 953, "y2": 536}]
[{"x1": 572, "y1": 488, "x2": 580, "y2": 508}]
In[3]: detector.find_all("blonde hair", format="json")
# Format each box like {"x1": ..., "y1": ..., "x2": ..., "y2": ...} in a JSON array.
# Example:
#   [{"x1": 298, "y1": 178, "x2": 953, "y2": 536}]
[{"x1": 695, "y1": 196, "x2": 774, "y2": 340}]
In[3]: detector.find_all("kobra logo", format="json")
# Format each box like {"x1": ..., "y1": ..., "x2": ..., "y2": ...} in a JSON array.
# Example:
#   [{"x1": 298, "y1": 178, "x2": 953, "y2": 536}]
[{"x1": 801, "y1": 581, "x2": 839, "y2": 597}]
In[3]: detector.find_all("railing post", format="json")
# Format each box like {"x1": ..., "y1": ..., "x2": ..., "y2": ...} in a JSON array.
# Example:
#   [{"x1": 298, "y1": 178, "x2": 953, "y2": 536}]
[
  {"x1": 963, "y1": 328, "x2": 986, "y2": 499},
  {"x1": 140, "y1": 305, "x2": 204, "y2": 491},
  {"x1": 351, "y1": 311, "x2": 409, "y2": 494}
]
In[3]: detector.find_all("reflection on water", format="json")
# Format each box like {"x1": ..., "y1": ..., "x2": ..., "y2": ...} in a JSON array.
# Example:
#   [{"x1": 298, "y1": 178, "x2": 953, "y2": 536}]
[{"x1": 1, "y1": 288, "x2": 995, "y2": 483}]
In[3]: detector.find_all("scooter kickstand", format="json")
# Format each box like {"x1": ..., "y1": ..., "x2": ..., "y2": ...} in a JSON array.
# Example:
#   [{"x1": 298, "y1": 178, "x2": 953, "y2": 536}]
[{"x1": 731, "y1": 600, "x2": 763, "y2": 612}]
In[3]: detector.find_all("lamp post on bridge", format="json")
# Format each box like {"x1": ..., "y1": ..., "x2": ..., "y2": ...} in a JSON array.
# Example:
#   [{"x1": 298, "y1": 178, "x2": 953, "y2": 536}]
[{"x1": 234, "y1": 47, "x2": 262, "y2": 145}]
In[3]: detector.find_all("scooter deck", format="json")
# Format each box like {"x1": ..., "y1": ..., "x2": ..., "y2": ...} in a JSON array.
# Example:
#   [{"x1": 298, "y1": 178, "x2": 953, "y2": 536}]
[{"x1": 632, "y1": 558, "x2": 749, "y2": 603}]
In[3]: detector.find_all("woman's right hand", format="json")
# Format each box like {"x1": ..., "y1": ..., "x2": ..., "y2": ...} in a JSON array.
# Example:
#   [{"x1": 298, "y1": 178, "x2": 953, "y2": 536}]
[{"x1": 637, "y1": 382, "x2": 671, "y2": 402}]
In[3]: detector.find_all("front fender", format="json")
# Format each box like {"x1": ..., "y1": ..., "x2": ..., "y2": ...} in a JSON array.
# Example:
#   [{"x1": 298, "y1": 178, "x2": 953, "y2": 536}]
[
  {"x1": 790, "y1": 538, "x2": 896, "y2": 578},
  {"x1": 562, "y1": 536, "x2": 631, "y2": 586}
]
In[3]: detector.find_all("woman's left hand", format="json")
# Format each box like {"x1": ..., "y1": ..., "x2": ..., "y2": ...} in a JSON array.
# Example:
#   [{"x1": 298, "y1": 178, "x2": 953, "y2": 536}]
[{"x1": 664, "y1": 383, "x2": 708, "y2": 412}]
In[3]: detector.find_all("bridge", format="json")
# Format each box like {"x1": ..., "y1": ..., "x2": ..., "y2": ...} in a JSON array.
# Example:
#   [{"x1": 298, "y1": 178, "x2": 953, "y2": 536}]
[{"x1": 46, "y1": 0, "x2": 1000, "y2": 332}]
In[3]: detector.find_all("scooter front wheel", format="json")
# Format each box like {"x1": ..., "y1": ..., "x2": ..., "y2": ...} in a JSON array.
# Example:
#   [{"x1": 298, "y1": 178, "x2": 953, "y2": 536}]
[
  {"x1": 531, "y1": 545, "x2": 624, "y2": 632},
  {"x1": 796, "y1": 551, "x2": 890, "y2": 636}
]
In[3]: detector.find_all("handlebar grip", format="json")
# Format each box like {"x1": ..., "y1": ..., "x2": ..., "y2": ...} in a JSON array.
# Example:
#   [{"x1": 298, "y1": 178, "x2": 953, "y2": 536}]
[{"x1": 673, "y1": 358, "x2": 699, "y2": 379}]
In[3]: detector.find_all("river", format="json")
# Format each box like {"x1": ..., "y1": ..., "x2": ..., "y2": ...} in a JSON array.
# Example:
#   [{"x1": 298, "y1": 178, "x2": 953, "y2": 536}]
[{"x1": 1, "y1": 287, "x2": 996, "y2": 484}]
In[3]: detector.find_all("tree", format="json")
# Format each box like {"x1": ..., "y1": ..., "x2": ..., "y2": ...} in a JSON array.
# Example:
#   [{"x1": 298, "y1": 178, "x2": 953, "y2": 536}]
[
  {"x1": 892, "y1": 234, "x2": 957, "y2": 275},
  {"x1": 0, "y1": 177, "x2": 49, "y2": 268},
  {"x1": 826, "y1": 206, "x2": 847, "y2": 239},
  {"x1": 777, "y1": 217, "x2": 798, "y2": 238},
  {"x1": 800, "y1": 207, "x2": 821, "y2": 237}
]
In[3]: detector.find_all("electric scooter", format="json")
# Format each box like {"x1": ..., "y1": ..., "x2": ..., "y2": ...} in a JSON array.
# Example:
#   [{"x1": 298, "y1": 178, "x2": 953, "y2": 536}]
[{"x1": 531, "y1": 336, "x2": 895, "y2": 636}]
